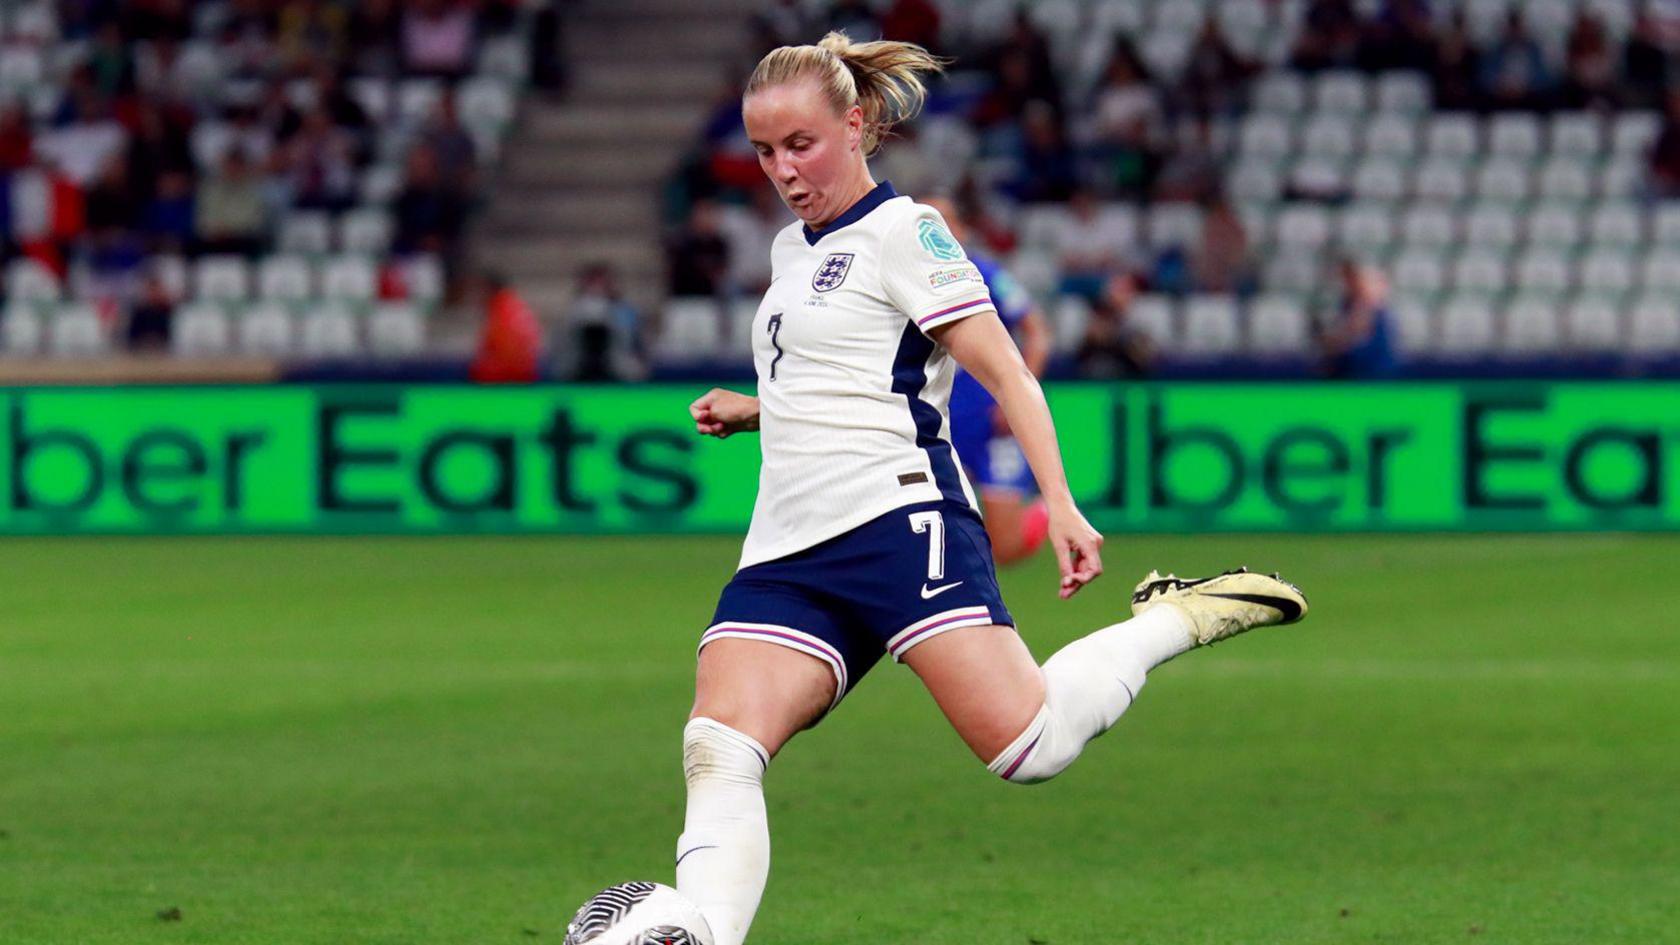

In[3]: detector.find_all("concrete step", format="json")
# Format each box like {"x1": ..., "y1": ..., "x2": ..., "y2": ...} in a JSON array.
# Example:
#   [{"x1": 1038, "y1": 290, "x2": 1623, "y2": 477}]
[
  {"x1": 478, "y1": 234, "x2": 662, "y2": 276},
  {"x1": 566, "y1": 19, "x2": 748, "y2": 61},
  {"x1": 577, "y1": 0, "x2": 763, "y2": 15},
  {"x1": 503, "y1": 145, "x2": 675, "y2": 187},
  {"x1": 484, "y1": 190, "x2": 661, "y2": 233},
  {"x1": 573, "y1": 60, "x2": 732, "y2": 102},
  {"x1": 522, "y1": 103, "x2": 706, "y2": 144}
]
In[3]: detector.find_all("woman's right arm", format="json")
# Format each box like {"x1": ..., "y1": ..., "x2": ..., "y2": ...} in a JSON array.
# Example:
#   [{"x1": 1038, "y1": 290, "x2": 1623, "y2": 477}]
[{"x1": 690, "y1": 388, "x2": 760, "y2": 438}]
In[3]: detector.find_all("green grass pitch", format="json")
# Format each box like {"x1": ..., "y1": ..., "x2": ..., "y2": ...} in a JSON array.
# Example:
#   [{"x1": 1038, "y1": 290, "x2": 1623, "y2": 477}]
[{"x1": 2, "y1": 534, "x2": 1676, "y2": 944}]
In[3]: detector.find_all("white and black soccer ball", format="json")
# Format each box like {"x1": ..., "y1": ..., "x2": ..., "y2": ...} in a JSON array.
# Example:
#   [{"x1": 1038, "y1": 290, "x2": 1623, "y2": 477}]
[{"x1": 563, "y1": 882, "x2": 714, "y2": 945}]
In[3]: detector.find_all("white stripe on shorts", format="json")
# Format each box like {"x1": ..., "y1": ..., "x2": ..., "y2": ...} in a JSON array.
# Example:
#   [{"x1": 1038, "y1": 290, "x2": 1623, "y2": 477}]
[
  {"x1": 699, "y1": 621, "x2": 848, "y2": 711},
  {"x1": 886, "y1": 606, "x2": 997, "y2": 661}
]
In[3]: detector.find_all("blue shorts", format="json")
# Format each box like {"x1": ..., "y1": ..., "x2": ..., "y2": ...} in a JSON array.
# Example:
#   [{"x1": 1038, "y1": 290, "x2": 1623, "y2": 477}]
[
  {"x1": 701, "y1": 499, "x2": 1014, "y2": 711},
  {"x1": 952, "y1": 425, "x2": 1036, "y2": 496}
]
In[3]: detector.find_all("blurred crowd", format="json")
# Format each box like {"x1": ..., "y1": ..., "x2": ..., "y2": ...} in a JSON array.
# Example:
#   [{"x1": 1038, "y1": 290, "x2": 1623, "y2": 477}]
[
  {"x1": 652, "y1": 0, "x2": 1680, "y2": 378},
  {"x1": 0, "y1": 0, "x2": 559, "y2": 353}
]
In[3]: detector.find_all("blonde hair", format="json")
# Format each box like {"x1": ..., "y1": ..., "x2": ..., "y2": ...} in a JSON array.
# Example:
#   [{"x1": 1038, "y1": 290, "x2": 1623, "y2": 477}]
[{"x1": 745, "y1": 31, "x2": 946, "y2": 156}]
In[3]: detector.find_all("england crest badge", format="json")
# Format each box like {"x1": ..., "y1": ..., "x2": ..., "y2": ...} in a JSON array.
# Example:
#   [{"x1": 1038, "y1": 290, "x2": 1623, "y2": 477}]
[{"x1": 812, "y1": 253, "x2": 854, "y2": 293}]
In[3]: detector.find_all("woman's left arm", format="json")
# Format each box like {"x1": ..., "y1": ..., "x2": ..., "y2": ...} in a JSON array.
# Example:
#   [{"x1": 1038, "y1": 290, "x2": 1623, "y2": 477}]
[{"x1": 932, "y1": 313, "x2": 1102, "y2": 599}]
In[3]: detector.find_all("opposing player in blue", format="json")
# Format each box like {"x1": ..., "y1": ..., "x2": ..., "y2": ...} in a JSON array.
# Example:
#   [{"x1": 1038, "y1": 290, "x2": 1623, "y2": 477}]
[
  {"x1": 924, "y1": 195, "x2": 1054, "y2": 565},
  {"x1": 677, "y1": 33, "x2": 1310, "y2": 945}
]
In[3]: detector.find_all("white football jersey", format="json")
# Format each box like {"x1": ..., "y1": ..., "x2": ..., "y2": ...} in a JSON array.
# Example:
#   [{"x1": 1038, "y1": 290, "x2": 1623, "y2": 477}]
[{"x1": 737, "y1": 181, "x2": 998, "y2": 569}]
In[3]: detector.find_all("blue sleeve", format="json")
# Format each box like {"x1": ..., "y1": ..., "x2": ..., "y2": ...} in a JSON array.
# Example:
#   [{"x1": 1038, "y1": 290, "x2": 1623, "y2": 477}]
[{"x1": 973, "y1": 256, "x2": 1032, "y2": 330}]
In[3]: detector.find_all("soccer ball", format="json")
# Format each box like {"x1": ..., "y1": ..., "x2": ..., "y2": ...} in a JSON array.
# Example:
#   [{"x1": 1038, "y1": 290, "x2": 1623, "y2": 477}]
[{"x1": 562, "y1": 882, "x2": 714, "y2": 945}]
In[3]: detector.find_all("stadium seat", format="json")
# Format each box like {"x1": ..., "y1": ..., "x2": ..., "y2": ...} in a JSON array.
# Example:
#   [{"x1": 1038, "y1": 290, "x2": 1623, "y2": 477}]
[
  {"x1": 1229, "y1": 159, "x2": 1283, "y2": 202},
  {"x1": 657, "y1": 297, "x2": 723, "y2": 362},
  {"x1": 150, "y1": 255, "x2": 189, "y2": 301},
  {"x1": 1463, "y1": 203, "x2": 1518, "y2": 248},
  {"x1": 1514, "y1": 248, "x2": 1573, "y2": 296},
  {"x1": 1263, "y1": 253, "x2": 1323, "y2": 294},
  {"x1": 338, "y1": 209, "x2": 393, "y2": 255},
  {"x1": 1388, "y1": 292, "x2": 1436, "y2": 355},
  {"x1": 1611, "y1": 112, "x2": 1660, "y2": 154},
  {"x1": 1303, "y1": 113, "x2": 1357, "y2": 158},
  {"x1": 1413, "y1": 158, "x2": 1470, "y2": 202},
  {"x1": 1473, "y1": 158, "x2": 1532, "y2": 202},
  {"x1": 1587, "y1": 202, "x2": 1644, "y2": 247},
  {"x1": 1452, "y1": 250, "x2": 1508, "y2": 295},
  {"x1": 367, "y1": 303, "x2": 425, "y2": 357},
  {"x1": 1652, "y1": 204, "x2": 1680, "y2": 245},
  {"x1": 1578, "y1": 250, "x2": 1636, "y2": 295},
  {"x1": 347, "y1": 77, "x2": 392, "y2": 123},
  {"x1": 1313, "y1": 71, "x2": 1368, "y2": 113},
  {"x1": 193, "y1": 255, "x2": 252, "y2": 301},
  {"x1": 1425, "y1": 114, "x2": 1479, "y2": 158},
  {"x1": 1548, "y1": 112, "x2": 1604, "y2": 156},
  {"x1": 4, "y1": 257, "x2": 61, "y2": 301},
  {"x1": 1639, "y1": 251, "x2": 1680, "y2": 291},
  {"x1": 1286, "y1": 156, "x2": 1347, "y2": 196},
  {"x1": 1250, "y1": 72, "x2": 1305, "y2": 114},
  {"x1": 1526, "y1": 203, "x2": 1584, "y2": 247},
  {"x1": 257, "y1": 255, "x2": 314, "y2": 302},
  {"x1": 0, "y1": 46, "x2": 44, "y2": 94},
  {"x1": 1351, "y1": 158, "x2": 1408, "y2": 201},
  {"x1": 1239, "y1": 113, "x2": 1293, "y2": 158},
  {"x1": 171, "y1": 302, "x2": 232, "y2": 356},
  {"x1": 278, "y1": 212, "x2": 333, "y2": 255},
  {"x1": 319, "y1": 256, "x2": 377, "y2": 301},
  {"x1": 403, "y1": 256, "x2": 445, "y2": 303},
  {"x1": 1364, "y1": 115, "x2": 1418, "y2": 157},
  {"x1": 1, "y1": 302, "x2": 43, "y2": 355},
  {"x1": 1180, "y1": 295, "x2": 1241, "y2": 355},
  {"x1": 1487, "y1": 114, "x2": 1542, "y2": 158},
  {"x1": 298, "y1": 303, "x2": 360, "y2": 358},
  {"x1": 1437, "y1": 295, "x2": 1498, "y2": 355},
  {"x1": 1391, "y1": 248, "x2": 1449, "y2": 294},
  {"x1": 459, "y1": 76, "x2": 516, "y2": 130},
  {"x1": 1564, "y1": 295, "x2": 1623, "y2": 353},
  {"x1": 1501, "y1": 295, "x2": 1561, "y2": 354},
  {"x1": 1051, "y1": 294, "x2": 1089, "y2": 353},
  {"x1": 1248, "y1": 295, "x2": 1309, "y2": 354},
  {"x1": 358, "y1": 163, "x2": 403, "y2": 205},
  {"x1": 1525, "y1": 0, "x2": 1576, "y2": 39},
  {"x1": 1336, "y1": 203, "x2": 1395, "y2": 253},
  {"x1": 477, "y1": 35, "x2": 530, "y2": 82},
  {"x1": 47, "y1": 303, "x2": 107, "y2": 357},
  {"x1": 1139, "y1": 29, "x2": 1192, "y2": 78},
  {"x1": 1217, "y1": 0, "x2": 1270, "y2": 45},
  {"x1": 1400, "y1": 204, "x2": 1457, "y2": 248},
  {"x1": 1373, "y1": 71, "x2": 1431, "y2": 114},
  {"x1": 1018, "y1": 204, "x2": 1070, "y2": 250},
  {"x1": 1628, "y1": 295, "x2": 1680, "y2": 353},
  {"x1": 1535, "y1": 155, "x2": 1595, "y2": 201},
  {"x1": 238, "y1": 302, "x2": 295, "y2": 356},
  {"x1": 1127, "y1": 294, "x2": 1176, "y2": 349},
  {"x1": 396, "y1": 78, "x2": 444, "y2": 125},
  {"x1": 1144, "y1": 203, "x2": 1202, "y2": 250},
  {"x1": 189, "y1": 120, "x2": 233, "y2": 170},
  {"x1": 1599, "y1": 158, "x2": 1643, "y2": 198},
  {"x1": 1275, "y1": 204, "x2": 1333, "y2": 250}
]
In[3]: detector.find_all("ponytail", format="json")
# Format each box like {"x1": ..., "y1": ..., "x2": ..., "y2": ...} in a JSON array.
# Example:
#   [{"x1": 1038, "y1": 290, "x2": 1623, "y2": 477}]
[{"x1": 746, "y1": 31, "x2": 946, "y2": 156}]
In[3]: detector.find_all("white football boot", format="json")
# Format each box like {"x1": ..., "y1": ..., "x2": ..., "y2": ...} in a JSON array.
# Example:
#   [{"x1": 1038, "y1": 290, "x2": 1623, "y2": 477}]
[{"x1": 1130, "y1": 567, "x2": 1308, "y2": 646}]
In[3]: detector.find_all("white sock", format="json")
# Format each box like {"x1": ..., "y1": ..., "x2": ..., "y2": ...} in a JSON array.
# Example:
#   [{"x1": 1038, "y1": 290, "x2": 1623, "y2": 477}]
[
  {"x1": 675, "y1": 718, "x2": 770, "y2": 945},
  {"x1": 988, "y1": 607, "x2": 1193, "y2": 784}
]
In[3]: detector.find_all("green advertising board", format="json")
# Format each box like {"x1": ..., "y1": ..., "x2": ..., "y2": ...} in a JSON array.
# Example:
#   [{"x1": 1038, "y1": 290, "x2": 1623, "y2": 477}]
[{"x1": 1, "y1": 383, "x2": 1675, "y2": 534}]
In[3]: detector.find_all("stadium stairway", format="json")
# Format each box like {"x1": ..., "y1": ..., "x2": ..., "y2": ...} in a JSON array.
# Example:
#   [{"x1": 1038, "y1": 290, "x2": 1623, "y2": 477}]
[{"x1": 474, "y1": 0, "x2": 759, "y2": 320}]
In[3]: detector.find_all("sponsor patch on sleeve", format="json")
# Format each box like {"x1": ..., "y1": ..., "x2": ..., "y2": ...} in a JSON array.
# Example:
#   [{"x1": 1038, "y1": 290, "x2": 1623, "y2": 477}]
[{"x1": 927, "y1": 263, "x2": 984, "y2": 290}]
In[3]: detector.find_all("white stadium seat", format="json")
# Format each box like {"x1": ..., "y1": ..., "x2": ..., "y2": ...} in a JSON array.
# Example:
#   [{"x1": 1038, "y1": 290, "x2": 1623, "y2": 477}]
[
  {"x1": 258, "y1": 255, "x2": 314, "y2": 302},
  {"x1": 1526, "y1": 204, "x2": 1584, "y2": 247},
  {"x1": 1374, "y1": 71, "x2": 1431, "y2": 113},
  {"x1": 367, "y1": 303, "x2": 425, "y2": 357},
  {"x1": 1, "y1": 302, "x2": 43, "y2": 355},
  {"x1": 1249, "y1": 295, "x2": 1310, "y2": 354},
  {"x1": 1144, "y1": 204, "x2": 1202, "y2": 250},
  {"x1": 319, "y1": 256, "x2": 378, "y2": 301},
  {"x1": 1565, "y1": 296, "x2": 1623, "y2": 353},
  {"x1": 278, "y1": 212, "x2": 333, "y2": 255},
  {"x1": 657, "y1": 297, "x2": 723, "y2": 362},
  {"x1": 1463, "y1": 203, "x2": 1518, "y2": 248},
  {"x1": 1549, "y1": 112, "x2": 1604, "y2": 156},
  {"x1": 1514, "y1": 248, "x2": 1572, "y2": 295},
  {"x1": 1425, "y1": 114, "x2": 1479, "y2": 158},
  {"x1": 1391, "y1": 249, "x2": 1448, "y2": 295},
  {"x1": 1274, "y1": 204, "x2": 1333, "y2": 250},
  {"x1": 1437, "y1": 295, "x2": 1498, "y2": 355},
  {"x1": 1364, "y1": 115, "x2": 1418, "y2": 157},
  {"x1": 1127, "y1": 294, "x2": 1176, "y2": 349},
  {"x1": 1251, "y1": 73, "x2": 1306, "y2": 114},
  {"x1": 48, "y1": 303, "x2": 108, "y2": 357},
  {"x1": 1473, "y1": 158, "x2": 1532, "y2": 202},
  {"x1": 1577, "y1": 250, "x2": 1636, "y2": 295},
  {"x1": 1352, "y1": 158, "x2": 1408, "y2": 201},
  {"x1": 1487, "y1": 114, "x2": 1542, "y2": 158},
  {"x1": 5, "y1": 257, "x2": 60, "y2": 301},
  {"x1": 1640, "y1": 251, "x2": 1680, "y2": 291},
  {"x1": 298, "y1": 303, "x2": 361, "y2": 358},
  {"x1": 1314, "y1": 71, "x2": 1369, "y2": 113},
  {"x1": 1611, "y1": 112, "x2": 1660, "y2": 155},
  {"x1": 1263, "y1": 253, "x2": 1323, "y2": 294},
  {"x1": 338, "y1": 209, "x2": 393, "y2": 255},
  {"x1": 1501, "y1": 295, "x2": 1561, "y2": 355},
  {"x1": 171, "y1": 302, "x2": 232, "y2": 356},
  {"x1": 1336, "y1": 203, "x2": 1395, "y2": 252},
  {"x1": 1535, "y1": 156, "x2": 1595, "y2": 201},
  {"x1": 1181, "y1": 296, "x2": 1241, "y2": 355},
  {"x1": 1452, "y1": 250, "x2": 1508, "y2": 295},
  {"x1": 1413, "y1": 158, "x2": 1470, "y2": 202},
  {"x1": 1587, "y1": 203, "x2": 1644, "y2": 247},
  {"x1": 1628, "y1": 296, "x2": 1680, "y2": 353},
  {"x1": 1400, "y1": 204, "x2": 1457, "y2": 248},
  {"x1": 1051, "y1": 294, "x2": 1090, "y2": 353},
  {"x1": 1239, "y1": 114, "x2": 1293, "y2": 158},
  {"x1": 1652, "y1": 205, "x2": 1680, "y2": 246},
  {"x1": 1302, "y1": 113, "x2": 1358, "y2": 158},
  {"x1": 238, "y1": 302, "x2": 295, "y2": 356},
  {"x1": 192, "y1": 255, "x2": 251, "y2": 301}
]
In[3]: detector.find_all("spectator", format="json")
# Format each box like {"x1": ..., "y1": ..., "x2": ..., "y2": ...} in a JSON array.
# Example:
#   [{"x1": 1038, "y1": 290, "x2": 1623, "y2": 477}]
[
  {"x1": 0, "y1": 104, "x2": 33, "y2": 172},
  {"x1": 1088, "y1": 38, "x2": 1162, "y2": 196},
  {"x1": 1290, "y1": 0, "x2": 1362, "y2": 71},
  {"x1": 86, "y1": 21, "x2": 137, "y2": 97},
  {"x1": 1320, "y1": 260, "x2": 1398, "y2": 378},
  {"x1": 83, "y1": 155, "x2": 140, "y2": 237},
  {"x1": 561, "y1": 263, "x2": 644, "y2": 382},
  {"x1": 141, "y1": 170, "x2": 196, "y2": 252},
  {"x1": 826, "y1": 1, "x2": 881, "y2": 40},
  {"x1": 1562, "y1": 12, "x2": 1619, "y2": 109},
  {"x1": 1052, "y1": 188, "x2": 1132, "y2": 299},
  {"x1": 1430, "y1": 10, "x2": 1482, "y2": 112},
  {"x1": 1177, "y1": 16, "x2": 1257, "y2": 119},
  {"x1": 871, "y1": 120, "x2": 937, "y2": 197},
  {"x1": 402, "y1": 0, "x2": 478, "y2": 81},
  {"x1": 1079, "y1": 272, "x2": 1156, "y2": 378},
  {"x1": 1190, "y1": 198, "x2": 1253, "y2": 295},
  {"x1": 1153, "y1": 119, "x2": 1222, "y2": 204},
  {"x1": 1004, "y1": 100, "x2": 1077, "y2": 203},
  {"x1": 1479, "y1": 10, "x2": 1552, "y2": 111},
  {"x1": 879, "y1": 0, "x2": 942, "y2": 53},
  {"x1": 417, "y1": 93, "x2": 478, "y2": 193},
  {"x1": 346, "y1": 0, "x2": 402, "y2": 76},
  {"x1": 38, "y1": 70, "x2": 127, "y2": 185},
  {"x1": 196, "y1": 150, "x2": 269, "y2": 256},
  {"x1": 280, "y1": 108, "x2": 359, "y2": 212},
  {"x1": 394, "y1": 144, "x2": 468, "y2": 256},
  {"x1": 469, "y1": 270, "x2": 542, "y2": 383},
  {"x1": 667, "y1": 199, "x2": 732, "y2": 298},
  {"x1": 717, "y1": 186, "x2": 791, "y2": 296},
  {"x1": 277, "y1": 0, "x2": 350, "y2": 72},
  {"x1": 1623, "y1": 10, "x2": 1670, "y2": 110},
  {"x1": 125, "y1": 103, "x2": 195, "y2": 201},
  {"x1": 126, "y1": 266, "x2": 177, "y2": 351},
  {"x1": 1358, "y1": 0, "x2": 1438, "y2": 71},
  {"x1": 124, "y1": 0, "x2": 193, "y2": 43},
  {"x1": 1649, "y1": 89, "x2": 1680, "y2": 199}
]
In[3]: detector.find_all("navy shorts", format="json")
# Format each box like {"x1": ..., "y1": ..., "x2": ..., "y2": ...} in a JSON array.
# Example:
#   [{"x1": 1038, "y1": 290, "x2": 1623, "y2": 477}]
[{"x1": 701, "y1": 499, "x2": 1014, "y2": 711}]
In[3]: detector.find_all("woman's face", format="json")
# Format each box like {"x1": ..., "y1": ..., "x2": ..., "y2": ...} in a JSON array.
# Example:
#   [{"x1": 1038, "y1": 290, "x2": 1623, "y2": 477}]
[{"x1": 743, "y1": 80, "x2": 863, "y2": 229}]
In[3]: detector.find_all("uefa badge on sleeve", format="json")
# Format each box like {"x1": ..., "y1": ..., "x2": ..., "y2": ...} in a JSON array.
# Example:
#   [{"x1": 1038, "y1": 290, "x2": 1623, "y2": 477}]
[{"x1": 812, "y1": 253, "x2": 854, "y2": 292}]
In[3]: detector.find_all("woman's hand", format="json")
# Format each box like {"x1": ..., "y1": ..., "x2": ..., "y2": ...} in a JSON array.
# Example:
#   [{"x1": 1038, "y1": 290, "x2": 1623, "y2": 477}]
[
  {"x1": 1048, "y1": 499, "x2": 1103, "y2": 599},
  {"x1": 690, "y1": 388, "x2": 760, "y2": 438}
]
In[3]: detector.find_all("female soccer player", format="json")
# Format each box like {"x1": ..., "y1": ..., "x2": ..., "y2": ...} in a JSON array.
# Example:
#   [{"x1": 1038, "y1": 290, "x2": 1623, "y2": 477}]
[{"x1": 678, "y1": 34, "x2": 1308, "y2": 945}]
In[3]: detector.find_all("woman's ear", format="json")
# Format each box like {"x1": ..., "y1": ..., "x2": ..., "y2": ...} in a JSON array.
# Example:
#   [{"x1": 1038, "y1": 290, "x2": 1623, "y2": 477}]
[{"x1": 848, "y1": 104, "x2": 864, "y2": 151}]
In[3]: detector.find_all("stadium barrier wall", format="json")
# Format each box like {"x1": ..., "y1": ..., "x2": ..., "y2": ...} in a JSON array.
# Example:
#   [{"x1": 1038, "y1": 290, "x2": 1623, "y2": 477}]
[{"x1": 1, "y1": 383, "x2": 1675, "y2": 534}]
